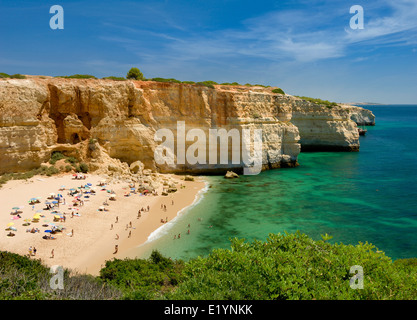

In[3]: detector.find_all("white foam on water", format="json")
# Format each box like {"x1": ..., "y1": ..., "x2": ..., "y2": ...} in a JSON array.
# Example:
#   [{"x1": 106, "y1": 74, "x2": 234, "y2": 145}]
[{"x1": 142, "y1": 180, "x2": 210, "y2": 245}]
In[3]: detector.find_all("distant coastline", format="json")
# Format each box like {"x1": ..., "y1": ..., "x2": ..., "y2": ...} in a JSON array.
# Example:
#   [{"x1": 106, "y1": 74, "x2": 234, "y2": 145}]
[{"x1": 345, "y1": 102, "x2": 386, "y2": 105}]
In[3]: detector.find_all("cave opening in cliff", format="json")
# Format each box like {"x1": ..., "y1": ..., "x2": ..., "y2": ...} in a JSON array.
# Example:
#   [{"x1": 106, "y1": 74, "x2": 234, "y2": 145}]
[{"x1": 71, "y1": 133, "x2": 81, "y2": 144}]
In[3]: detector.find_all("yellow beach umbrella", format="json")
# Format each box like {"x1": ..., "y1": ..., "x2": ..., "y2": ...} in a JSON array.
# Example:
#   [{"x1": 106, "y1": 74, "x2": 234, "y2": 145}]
[
  {"x1": 33, "y1": 214, "x2": 41, "y2": 220},
  {"x1": 7, "y1": 222, "x2": 14, "y2": 227}
]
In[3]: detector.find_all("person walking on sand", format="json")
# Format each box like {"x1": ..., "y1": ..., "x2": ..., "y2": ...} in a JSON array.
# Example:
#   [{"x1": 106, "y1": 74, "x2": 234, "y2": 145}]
[
  {"x1": 147, "y1": 205, "x2": 150, "y2": 212},
  {"x1": 128, "y1": 230, "x2": 131, "y2": 238},
  {"x1": 115, "y1": 216, "x2": 118, "y2": 223},
  {"x1": 115, "y1": 234, "x2": 119, "y2": 240},
  {"x1": 113, "y1": 245, "x2": 118, "y2": 254},
  {"x1": 110, "y1": 224, "x2": 113, "y2": 230},
  {"x1": 71, "y1": 229, "x2": 74, "y2": 237},
  {"x1": 33, "y1": 247, "x2": 37, "y2": 256},
  {"x1": 51, "y1": 249, "x2": 54, "y2": 259},
  {"x1": 29, "y1": 246, "x2": 32, "y2": 257}
]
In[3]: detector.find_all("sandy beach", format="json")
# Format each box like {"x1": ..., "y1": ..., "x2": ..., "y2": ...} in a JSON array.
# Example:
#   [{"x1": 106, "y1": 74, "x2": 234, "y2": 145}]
[{"x1": 0, "y1": 173, "x2": 205, "y2": 275}]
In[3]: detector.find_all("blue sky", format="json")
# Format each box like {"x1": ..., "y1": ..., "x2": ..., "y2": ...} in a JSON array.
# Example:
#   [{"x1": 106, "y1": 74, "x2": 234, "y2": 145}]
[{"x1": 0, "y1": 0, "x2": 416, "y2": 103}]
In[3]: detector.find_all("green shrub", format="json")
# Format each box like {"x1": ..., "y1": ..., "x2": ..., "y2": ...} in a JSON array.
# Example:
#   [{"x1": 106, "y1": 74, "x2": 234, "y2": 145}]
[
  {"x1": 78, "y1": 163, "x2": 89, "y2": 173},
  {"x1": 102, "y1": 76, "x2": 126, "y2": 81},
  {"x1": 49, "y1": 151, "x2": 66, "y2": 165},
  {"x1": 64, "y1": 165, "x2": 73, "y2": 172},
  {"x1": 99, "y1": 250, "x2": 184, "y2": 299},
  {"x1": 295, "y1": 96, "x2": 339, "y2": 107},
  {"x1": 151, "y1": 77, "x2": 182, "y2": 84},
  {"x1": 65, "y1": 157, "x2": 78, "y2": 165},
  {"x1": 0, "y1": 251, "x2": 121, "y2": 300},
  {"x1": 57, "y1": 74, "x2": 96, "y2": 79},
  {"x1": 272, "y1": 88, "x2": 285, "y2": 95},
  {"x1": 196, "y1": 81, "x2": 217, "y2": 89},
  {"x1": 165, "y1": 232, "x2": 417, "y2": 300},
  {"x1": 0, "y1": 73, "x2": 26, "y2": 79},
  {"x1": 10, "y1": 74, "x2": 26, "y2": 79},
  {"x1": 126, "y1": 67, "x2": 144, "y2": 80},
  {"x1": 45, "y1": 166, "x2": 59, "y2": 176},
  {"x1": 181, "y1": 81, "x2": 195, "y2": 85}
]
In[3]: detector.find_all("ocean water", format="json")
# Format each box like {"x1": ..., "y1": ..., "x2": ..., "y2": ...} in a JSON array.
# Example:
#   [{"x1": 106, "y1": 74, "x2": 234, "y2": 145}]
[{"x1": 138, "y1": 105, "x2": 417, "y2": 261}]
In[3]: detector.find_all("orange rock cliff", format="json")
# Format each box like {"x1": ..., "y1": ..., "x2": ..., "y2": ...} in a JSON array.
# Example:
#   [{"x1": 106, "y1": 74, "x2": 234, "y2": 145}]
[{"x1": 0, "y1": 77, "x2": 374, "y2": 175}]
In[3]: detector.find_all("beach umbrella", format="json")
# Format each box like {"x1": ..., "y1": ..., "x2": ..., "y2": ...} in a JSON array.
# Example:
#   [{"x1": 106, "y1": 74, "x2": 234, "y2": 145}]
[
  {"x1": 44, "y1": 230, "x2": 52, "y2": 233},
  {"x1": 12, "y1": 207, "x2": 20, "y2": 210},
  {"x1": 52, "y1": 200, "x2": 58, "y2": 204},
  {"x1": 87, "y1": 183, "x2": 92, "y2": 186},
  {"x1": 7, "y1": 222, "x2": 14, "y2": 227}
]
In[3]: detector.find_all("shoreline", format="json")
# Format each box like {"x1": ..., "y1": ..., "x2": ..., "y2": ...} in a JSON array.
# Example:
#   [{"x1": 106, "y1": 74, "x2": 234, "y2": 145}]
[
  {"x1": 0, "y1": 172, "x2": 206, "y2": 276},
  {"x1": 121, "y1": 178, "x2": 210, "y2": 260}
]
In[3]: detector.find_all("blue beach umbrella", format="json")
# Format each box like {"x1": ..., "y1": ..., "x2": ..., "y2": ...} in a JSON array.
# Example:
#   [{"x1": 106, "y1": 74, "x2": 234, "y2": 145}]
[{"x1": 44, "y1": 230, "x2": 52, "y2": 233}]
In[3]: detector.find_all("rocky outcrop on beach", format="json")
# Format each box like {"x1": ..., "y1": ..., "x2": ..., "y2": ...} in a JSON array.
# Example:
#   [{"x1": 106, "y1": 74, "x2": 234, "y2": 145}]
[{"x1": 0, "y1": 78, "x2": 372, "y2": 174}]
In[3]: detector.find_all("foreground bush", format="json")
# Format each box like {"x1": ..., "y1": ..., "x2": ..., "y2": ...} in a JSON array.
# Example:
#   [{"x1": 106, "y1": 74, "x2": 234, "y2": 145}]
[
  {"x1": 2, "y1": 233, "x2": 417, "y2": 300},
  {"x1": 0, "y1": 251, "x2": 121, "y2": 300},
  {"x1": 165, "y1": 232, "x2": 417, "y2": 300},
  {"x1": 100, "y1": 250, "x2": 184, "y2": 299}
]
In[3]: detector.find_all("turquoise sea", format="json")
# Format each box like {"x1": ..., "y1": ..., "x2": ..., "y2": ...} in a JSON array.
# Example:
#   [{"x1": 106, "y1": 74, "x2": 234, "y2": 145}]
[{"x1": 138, "y1": 105, "x2": 417, "y2": 261}]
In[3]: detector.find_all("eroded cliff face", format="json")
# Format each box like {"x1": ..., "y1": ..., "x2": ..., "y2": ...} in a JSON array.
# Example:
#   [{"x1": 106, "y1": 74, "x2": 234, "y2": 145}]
[
  {"x1": 0, "y1": 78, "x2": 372, "y2": 174},
  {"x1": 289, "y1": 98, "x2": 361, "y2": 152}
]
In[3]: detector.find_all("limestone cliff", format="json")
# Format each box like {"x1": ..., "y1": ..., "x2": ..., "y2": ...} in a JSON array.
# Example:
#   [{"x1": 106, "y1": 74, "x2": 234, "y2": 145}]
[
  {"x1": 343, "y1": 104, "x2": 376, "y2": 126},
  {"x1": 289, "y1": 98, "x2": 361, "y2": 152},
  {"x1": 0, "y1": 78, "x2": 372, "y2": 174}
]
